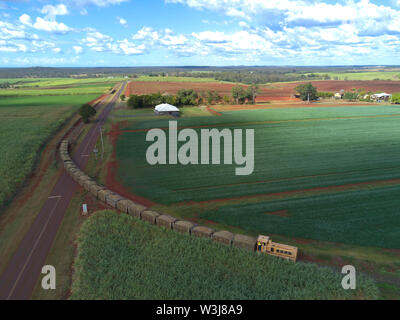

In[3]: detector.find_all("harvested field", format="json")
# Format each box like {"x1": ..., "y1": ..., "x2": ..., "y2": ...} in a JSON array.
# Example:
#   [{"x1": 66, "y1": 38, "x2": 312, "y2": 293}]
[
  {"x1": 125, "y1": 80, "x2": 236, "y2": 98},
  {"x1": 124, "y1": 80, "x2": 400, "y2": 103}
]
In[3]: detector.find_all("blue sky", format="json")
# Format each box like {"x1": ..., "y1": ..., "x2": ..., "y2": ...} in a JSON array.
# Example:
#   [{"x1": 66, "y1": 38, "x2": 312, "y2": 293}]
[{"x1": 1, "y1": 0, "x2": 400, "y2": 67}]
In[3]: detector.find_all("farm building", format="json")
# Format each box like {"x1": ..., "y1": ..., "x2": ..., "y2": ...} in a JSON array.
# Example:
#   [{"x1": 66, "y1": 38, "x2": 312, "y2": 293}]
[
  {"x1": 334, "y1": 92, "x2": 342, "y2": 99},
  {"x1": 371, "y1": 93, "x2": 392, "y2": 102},
  {"x1": 154, "y1": 103, "x2": 180, "y2": 117},
  {"x1": 334, "y1": 89, "x2": 345, "y2": 99}
]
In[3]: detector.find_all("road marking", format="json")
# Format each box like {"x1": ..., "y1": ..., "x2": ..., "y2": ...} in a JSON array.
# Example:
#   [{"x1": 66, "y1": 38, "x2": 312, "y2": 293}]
[
  {"x1": 48, "y1": 195, "x2": 62, "y2": 199},
  {"x1": 81, "y1": 154, "x2": 90, "y2": 157},
  {"x1": 6, "y1": 196, "x2": 62, "y2": 300}
]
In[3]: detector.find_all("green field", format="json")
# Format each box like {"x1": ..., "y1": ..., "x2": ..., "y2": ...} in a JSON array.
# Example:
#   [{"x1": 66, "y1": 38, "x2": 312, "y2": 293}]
[
  {"x1": 313, "y1": 71, "x2": 400, "y2": 81},
  {"x1": 70, "y1": 210, "x2": 379, "y2": 300},
  {"x1": 131, "y1": 75, "x2": 222, "y2": 82},
  {"x1": 114, "y1": 105, "x2": 400, "y2": 248},
  {"x1": 0, "y1": 94, "x2": 99, "y2": 210},
  {"x1": 0, "y1": 77, "x2": 121, "y2": 96}
]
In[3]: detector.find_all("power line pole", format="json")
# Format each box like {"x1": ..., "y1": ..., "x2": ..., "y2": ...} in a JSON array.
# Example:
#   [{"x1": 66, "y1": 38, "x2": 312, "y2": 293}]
[{"x1": 99, "y1": 125, "x2": 104, "y2": 160}]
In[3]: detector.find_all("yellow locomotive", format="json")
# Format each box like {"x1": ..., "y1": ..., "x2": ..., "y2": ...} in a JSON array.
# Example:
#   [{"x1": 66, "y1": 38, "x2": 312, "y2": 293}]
[{"x1": 257, "y1": 235, "x2": 298, "y2": 262}]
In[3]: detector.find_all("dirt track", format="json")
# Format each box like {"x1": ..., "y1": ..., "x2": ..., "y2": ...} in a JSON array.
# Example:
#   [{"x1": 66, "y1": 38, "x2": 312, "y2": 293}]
[{"x1": 0, "y1": 82, "x2": 126, "y2": 300}]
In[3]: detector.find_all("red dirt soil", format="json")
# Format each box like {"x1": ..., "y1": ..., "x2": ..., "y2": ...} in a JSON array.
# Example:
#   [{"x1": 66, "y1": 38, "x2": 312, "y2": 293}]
[
  {"x1": 105, "y1": 122, "x2": 156, "y2": 208},
  {"x1": 205, "y1": 106, "x2": 222, "y2": 116},
  {"x1": 264, "y1": 210, "x2": 289, "y2": 217},
  {"x1": 125, "y1": 80, "x2": 400, "y2": 103},
  {"x1": 181, "y1": 176, "x2": 400, "y2": 206}
]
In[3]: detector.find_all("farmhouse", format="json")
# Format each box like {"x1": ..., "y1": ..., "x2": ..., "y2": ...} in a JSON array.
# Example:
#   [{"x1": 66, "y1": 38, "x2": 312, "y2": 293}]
[
  {"x1": 155, "y1": 103, "x2": 180, "y2": 117},
  {"x1": 371, "y1": 93, "x2": 392, "y2": 102},
  {"x1": 334, "y1": 89, "x2": 345, "y2": 99},
  {"x1": 334, "y1": 93, "x2": 342, "y2": 99}
]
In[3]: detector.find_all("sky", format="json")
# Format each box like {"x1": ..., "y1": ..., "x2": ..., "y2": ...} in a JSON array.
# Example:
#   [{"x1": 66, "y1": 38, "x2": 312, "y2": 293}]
[{"x1": 1, "y1": 0, "x2": 400, "y2": 67}]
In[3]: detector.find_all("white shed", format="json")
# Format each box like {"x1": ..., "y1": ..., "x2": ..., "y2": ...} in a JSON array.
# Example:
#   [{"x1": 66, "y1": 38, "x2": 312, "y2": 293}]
[
  {"x1": 371, "y1": 93, "x2": 392, "y2": 102},
  {"x1": 154, "y1": 103, "x2": 180, "y2": 116}
]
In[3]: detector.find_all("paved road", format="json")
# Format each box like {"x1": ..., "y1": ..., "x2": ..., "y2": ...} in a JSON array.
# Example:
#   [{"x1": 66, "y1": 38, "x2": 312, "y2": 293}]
[{"x1": 0, "y1": 82, "x2": 126, "y2": 300}]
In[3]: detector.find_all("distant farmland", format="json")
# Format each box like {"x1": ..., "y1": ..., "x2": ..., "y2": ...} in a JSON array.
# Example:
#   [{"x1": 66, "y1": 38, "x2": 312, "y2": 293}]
[
  {"x1": 125, "y1": 80, "x2": 400, "y2": 103},
  {"x1": 0, "y1": 78, "x2": 116, "y2": 210},
  {"x1": 111, "y1": 105, "x2": 400, "y2": 248}
]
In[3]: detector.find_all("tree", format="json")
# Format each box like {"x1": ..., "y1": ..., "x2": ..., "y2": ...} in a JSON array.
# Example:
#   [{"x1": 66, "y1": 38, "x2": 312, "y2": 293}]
[
  {"x1": 295, "y1": 83, "x2": 318, "y2": 101},
  {"x1": 79, "y1": 103, "x2": 96, "y2": 123},
  {"x1": 231, "y1": 85, "x2": 246, "y2": 104},
  {"x1": 176, "y1": 89, "x2": 198, "y2": 106},
  {"x1": 213, "y1": 91, "x2": 222, "y2": 104},
  {"x1": 223, "y1": 95, "x2": 231, "y2": 104},
  {"x1": 206, "y1": 90, "x2": 214, "y2": 105},
  {"x1": 343, "y1": 92, "x2": 359, "y2": 101},
  {"x1": 127, "y1": 95, "x2": 141, "y2": 109},
  {"x1": 120, "y1": 94, "x2": 125, "y2": 101},
  {"x1": 246, "y1": 84, "x2": 259, "y2": 104},
  {"x1": 391, "y1": 93, "x2": 400, "y2": 104}
]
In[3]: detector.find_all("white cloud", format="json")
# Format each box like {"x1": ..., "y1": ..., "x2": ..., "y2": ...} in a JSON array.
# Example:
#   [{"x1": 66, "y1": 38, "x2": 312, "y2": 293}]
[
  {"x1": 118, "y1": 17, "x2": 127, "y2": 25},
  {"x1": 118, "y1": 39, "x2": 145, "y2": 54},
  {"x1": 52, "y1": 47, "x2": 62, "y2": 53},
  {"x1": 32, "y1": 17, "x2": 71, "y2": 33},
  {"x1": 41, "y1": 4, "x2": 69, "y2": 20},
  {"x1": 19, "y1": 14, "x2": 32, "y2": 25},
  {"x1": 132, "y1": 27, "x2": 160, "y2": 41},
  {"x1": 162, "y1": 0, "x2": 400, "y2": 63},
  {"x1": 167, "y1": 0, "x2": 400, "y2": 36},
  {"x1": 19, "y1": 12, "x2": 72, "y2": 34},
  {"x1": 73, "y1": 46, "x2": 83, "y2": 54},
  {"x1": 0, "y1": 20, "x2": 34, "y2": 40},
  {"x1": 0, "y1": 43, "x2": 27, "y2": 53},
  {"x1": 68, "y1": 0, "x2": 128, "y2": 7},
  {"x1": 160, "y1": 34, "x2": 187, "y2": 46}
]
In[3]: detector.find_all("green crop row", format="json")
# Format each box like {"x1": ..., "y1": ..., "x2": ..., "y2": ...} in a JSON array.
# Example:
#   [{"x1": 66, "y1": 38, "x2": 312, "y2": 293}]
[
  {"x1": 70, "y1": 210, "x2": 379, "y2": 300},
  {"x1": 0, "y1": 94, "x2": 98, "y2": 210},
  {"x1": 113, "y1": 105, "x2": 400, "y2": 248}
]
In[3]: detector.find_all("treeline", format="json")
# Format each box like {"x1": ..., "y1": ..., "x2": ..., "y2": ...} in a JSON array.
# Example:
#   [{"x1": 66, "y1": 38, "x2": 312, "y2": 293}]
[
  {"x1": 173, "y1": 71, "x2": 331, "y2": 84},
  {"x1": 0, "y1": 82, "x2": 11, "y2": 89},
  {"x1": 0, "y1": 66, "x2": 379, "y2": 79},
  {"x1": 127, "y1": 85, "x2": 260, "y2": 109},
  {"x1": 127, "y1": 90, "x2": 203, "y2": 109}
]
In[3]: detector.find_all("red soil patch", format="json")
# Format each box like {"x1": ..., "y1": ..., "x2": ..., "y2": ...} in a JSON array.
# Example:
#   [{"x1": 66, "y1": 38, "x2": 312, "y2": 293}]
[
  {"x1": 125, "y1": 81, "x2": 295, "y2": 102},
  {"x1": 293, "y1": 237, "x2": 314, "y2": 245},
  {"x1": 187, "y1": 212, "x2": 219, "y2": 225},
  {"x1": 264, "y1": 210, "x2": 289, "y2": 217},
  {"x1": 183, "y1": 176, "x2": 400, "y2": 206},
  {"x1": 88, "y1": 93, "x2": 108, "y2": 106},
  {"x1": 205, "y1": 106, "x2": 222, "y2": 116},
  {"x1": 125, "y1": 80, "x2": 400, "y2": 105},
  {"x1": 126, "y1": 80, "x2": 236, "y2": 97},
  {"x1": 105, "y1": 122, "x2": 155, "y2": 208}
]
